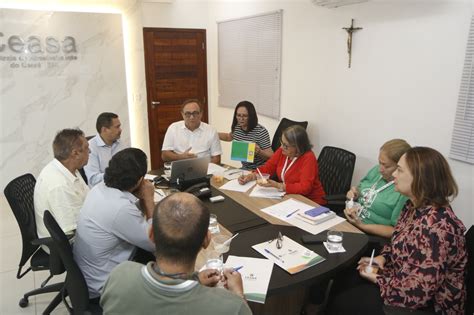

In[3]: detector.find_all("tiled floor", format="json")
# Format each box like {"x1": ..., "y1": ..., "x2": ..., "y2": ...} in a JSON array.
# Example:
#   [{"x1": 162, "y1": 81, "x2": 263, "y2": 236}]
[{"x1": 0, "y1": 194, "x2": 68, "y2": 315}]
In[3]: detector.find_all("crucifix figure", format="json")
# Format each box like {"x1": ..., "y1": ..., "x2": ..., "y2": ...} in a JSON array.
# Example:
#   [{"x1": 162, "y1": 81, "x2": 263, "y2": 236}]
[{"x1": 342, "y1": 19, "x2": 363, "y2": 68}]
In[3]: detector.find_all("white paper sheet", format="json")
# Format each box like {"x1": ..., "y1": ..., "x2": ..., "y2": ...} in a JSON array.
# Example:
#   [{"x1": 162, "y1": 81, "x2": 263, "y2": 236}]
[
  {"x1": 219, "y1": 179, "x2": 256, "y2": 192},
  {"x1": 207, "y1": 163, "x2": 227, "y2": 175},
  {"x1": 249, "y1": 184, "x2": 285, "y2": 199},
  {"x1": 260, "y1": 198, "x2": 346, "y2": 235},
  {"x1": 225, "y1": 255, "x2": 274, "y2": 304},
  {"x1": 252, "y1": 236, "x2": 325, "y2": 274},
  {"x1": 223, "y1": 169, "x2": 250, "y2": 180},
  {"x1": 145, "y1": 174, "x2": 157, "y2": 181}
]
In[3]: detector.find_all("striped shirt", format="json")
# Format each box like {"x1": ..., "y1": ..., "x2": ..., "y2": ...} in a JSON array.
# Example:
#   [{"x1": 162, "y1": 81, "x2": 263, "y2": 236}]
[{"x1": 232, "y1": 124, "x2": 271, "y2": 170}]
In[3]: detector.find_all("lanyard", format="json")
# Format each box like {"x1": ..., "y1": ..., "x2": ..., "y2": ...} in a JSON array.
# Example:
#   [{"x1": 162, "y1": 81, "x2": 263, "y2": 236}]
[
  {"x1": 281, "y1": 157, "x2": 297, "y2": 183},
  {"x1": 370, "y1": 176, "x2": 394, "y2": 194}
]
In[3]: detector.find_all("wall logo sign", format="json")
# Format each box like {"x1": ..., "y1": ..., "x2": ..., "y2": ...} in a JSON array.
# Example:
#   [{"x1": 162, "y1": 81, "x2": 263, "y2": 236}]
[{"x1": 0, "y1": 33, "x2": 78, "y2": 69}]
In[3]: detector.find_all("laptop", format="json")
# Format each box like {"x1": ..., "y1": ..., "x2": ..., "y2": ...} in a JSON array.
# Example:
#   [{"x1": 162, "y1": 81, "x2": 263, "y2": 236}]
[{"x1": 170, "y1": 156, "x2": 210, "y2": 185}]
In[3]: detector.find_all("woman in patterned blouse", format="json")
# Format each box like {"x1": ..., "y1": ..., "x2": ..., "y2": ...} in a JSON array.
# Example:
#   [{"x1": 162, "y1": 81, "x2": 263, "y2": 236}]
[{"x1": 328, "y1": 147, "x2": 467, "y2": 315}]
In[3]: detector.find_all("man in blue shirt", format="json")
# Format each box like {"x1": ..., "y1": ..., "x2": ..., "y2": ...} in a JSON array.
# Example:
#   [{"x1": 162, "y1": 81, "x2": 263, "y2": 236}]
[
  {"x1": 74, "y1": 148, "x2": 155, "y2": 299},
  {"x1": 84, "y1": 112, "x2": 125, "y2": 187}
]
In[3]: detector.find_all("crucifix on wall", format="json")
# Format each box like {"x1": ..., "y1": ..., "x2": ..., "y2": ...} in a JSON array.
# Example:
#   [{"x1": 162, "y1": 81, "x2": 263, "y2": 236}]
[{"x1": 342, "y1": 19, "x2": 363, "y2": 68}]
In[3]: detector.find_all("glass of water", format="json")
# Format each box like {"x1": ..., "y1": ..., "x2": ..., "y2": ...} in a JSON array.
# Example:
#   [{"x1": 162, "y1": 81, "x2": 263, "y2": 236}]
[
  {"x1": 206, "y1": 250, "x2": 225, "y2": 287},
  {"x1": 208, "y1": 214, "x2": 219, "y2": 234},
  {"x1": 326, "y1": 230, "x2": 343, "y2": 251}
]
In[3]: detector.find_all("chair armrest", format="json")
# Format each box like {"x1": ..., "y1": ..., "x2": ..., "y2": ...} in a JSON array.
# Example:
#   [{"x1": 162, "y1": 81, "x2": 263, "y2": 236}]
[
  {"x1": 31, "y1": 236, "x2": 54, "y2": 247},
  {"x1": 383, "y1": 305, "x2": 435, "y2": 315},
  {"x1": 31, "y1": 237, "x2": 65, "y2": 275}
]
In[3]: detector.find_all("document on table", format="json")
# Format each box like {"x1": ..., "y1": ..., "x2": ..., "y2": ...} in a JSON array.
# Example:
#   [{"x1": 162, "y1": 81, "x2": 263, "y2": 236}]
[
  {"x1": 207, "y1": 163, "x2": 227, "y2": 175},
  {"x1": 224, "y1": 255, "x2": 274, "y2": 304},
  {"x1": 144, "y1": 174, "x2": 157, "y2": 181},
  {"x1": 220, "y1": 179, "x2": 256, "y2": 193},
  {"x1": 252, "y1": 236, "x2": 325, "y2": 274},
  {"x1": 260, "y1": 198, "x2": 346, "y2": 235},
  {"x1": 223, "y1": 169, "x2": 250, "y2": 180},
  {"x1": 154, "y1": 189, "x2": 165, "y2": 203},
  {"x1": 249, "y1": 184, "x2": 285, "y2": 199}
]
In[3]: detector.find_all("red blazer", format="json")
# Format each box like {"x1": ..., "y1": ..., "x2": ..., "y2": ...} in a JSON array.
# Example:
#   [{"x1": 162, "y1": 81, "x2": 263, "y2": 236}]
[{"x1": 257, "y1": 148, "x2": 326, "y2": 205}]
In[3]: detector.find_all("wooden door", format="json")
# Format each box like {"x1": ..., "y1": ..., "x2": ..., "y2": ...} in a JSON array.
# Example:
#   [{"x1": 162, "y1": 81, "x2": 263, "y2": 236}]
[{"x1": 143, "y1": 28, "x2": 208, "y2": 169}]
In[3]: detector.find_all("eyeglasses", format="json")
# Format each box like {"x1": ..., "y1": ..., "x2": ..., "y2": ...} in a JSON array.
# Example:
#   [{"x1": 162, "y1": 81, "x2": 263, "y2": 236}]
[
  {"x1": 236, "y1": 114, "x2": 248, "y2": 118},
  {"x1": 183, "y1": 111, "x2": 200, "y2": 118},
  {"x1": 280, "y1": 141, "x2": 294, "y2": 150}
]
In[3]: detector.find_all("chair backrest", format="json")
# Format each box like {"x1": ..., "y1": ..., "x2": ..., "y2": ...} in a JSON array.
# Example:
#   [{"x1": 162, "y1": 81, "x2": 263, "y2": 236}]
[
  {"x1": 271, "y1": 118, "x2": 308, "y2": 152},
  {"x1": 3, "y1": 174, "x2": 40, "y2": 272},
  {"x1": 317, "y1": 146, "x2": 356, "y2": 196},
  {"x1": 43, "y1": 210, "x2": 90, "y2": 314},
  {"x1": 466, "y1": 225, "x2": 474, "y2": 315}
]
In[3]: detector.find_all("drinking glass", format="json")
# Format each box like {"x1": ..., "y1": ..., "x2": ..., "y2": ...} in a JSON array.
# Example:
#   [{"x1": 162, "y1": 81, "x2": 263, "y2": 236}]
[
  {"x1": 256, "y1": 173, "x2": 270, "y2": 185},
  {"x1": 326, "y1": 230, "x2": 343, "y2": 251},
  {"x1": 208, "y1": 214, "x2": 219, "y2": 234},
  {"x1": 212, "y1": 234, "x2": 232, "y2": 262}
]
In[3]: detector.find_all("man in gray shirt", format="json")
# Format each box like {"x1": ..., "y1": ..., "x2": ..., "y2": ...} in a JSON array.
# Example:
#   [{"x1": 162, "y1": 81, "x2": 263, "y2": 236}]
[
  {"x1": 74, "y1": 148, "x2": 155, "y2": 299},
  {"x1": 100, "y1": 193, "x2": 251, "y2": 315}
]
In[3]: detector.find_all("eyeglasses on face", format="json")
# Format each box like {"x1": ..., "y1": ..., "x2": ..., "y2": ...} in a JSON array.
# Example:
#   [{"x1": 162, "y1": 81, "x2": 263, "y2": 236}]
[
  {"x1": 280, "y1": 140, "x2": 294, "y2": 150},
  {"x1": 183, "y1": 111, "x2": 200, "y2": 118},
  {"x1": 236, "y1": 114, "x2": 249, "y2": 118}
]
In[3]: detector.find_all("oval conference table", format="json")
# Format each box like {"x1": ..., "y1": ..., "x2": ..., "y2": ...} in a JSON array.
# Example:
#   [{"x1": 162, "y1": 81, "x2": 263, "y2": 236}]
[{"x1": 152, "y1": 172, "x2": 369, "y2": 315}]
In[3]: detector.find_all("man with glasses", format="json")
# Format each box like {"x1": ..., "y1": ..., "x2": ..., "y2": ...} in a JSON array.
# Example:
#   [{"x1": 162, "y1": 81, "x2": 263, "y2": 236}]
[{"x1": 162, "y1": 99, "x2": 222, "y2": 164}]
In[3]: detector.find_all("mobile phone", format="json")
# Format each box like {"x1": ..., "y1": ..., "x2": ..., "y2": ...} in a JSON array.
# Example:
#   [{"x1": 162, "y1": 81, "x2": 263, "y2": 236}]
[{"x1": 301, "y1": 234, "x2": 326, "y2": 244}]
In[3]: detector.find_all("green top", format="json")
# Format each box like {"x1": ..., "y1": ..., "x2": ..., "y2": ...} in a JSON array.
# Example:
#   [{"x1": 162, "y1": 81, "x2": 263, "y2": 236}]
[
  {"x1": 101, "y1": 261, "x2": 252, "y2": 315},
  {"x1": 357, "y1": 165, "x2": 408, "y2": 226}
]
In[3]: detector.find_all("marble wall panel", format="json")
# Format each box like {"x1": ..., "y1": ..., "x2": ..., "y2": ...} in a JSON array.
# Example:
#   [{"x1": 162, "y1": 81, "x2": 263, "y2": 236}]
[{"x1": 0, "y1": 9, "x2": 129, "y2": 189}]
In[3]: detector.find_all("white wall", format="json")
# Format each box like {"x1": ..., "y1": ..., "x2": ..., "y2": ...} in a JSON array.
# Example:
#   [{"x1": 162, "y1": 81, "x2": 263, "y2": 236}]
[{"x1": 141, "y1": 0, "x2": 473, "y2": 228}]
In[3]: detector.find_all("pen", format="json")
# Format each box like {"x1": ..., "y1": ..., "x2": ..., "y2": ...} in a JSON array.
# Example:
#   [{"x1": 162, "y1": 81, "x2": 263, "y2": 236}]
[
  {"x1": 286, "y1": 208, "x2": 300, "y2": 218},
  {"x1": 233, "y1": 266, "x2": 244, "y2": 272},
  {"x1": 264, "y1": 248, "x2": 285, "y2": 263}
]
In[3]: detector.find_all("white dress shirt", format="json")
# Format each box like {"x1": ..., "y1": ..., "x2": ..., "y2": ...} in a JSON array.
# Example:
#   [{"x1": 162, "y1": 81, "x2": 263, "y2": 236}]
[
  {"x1": 162, "y1": 121, "x2": 222, "y2": 158},
  {"x1": 84, "y1": 134, "x2": 125, "y2": 187},
  {"x1": 34, "y1": 159, "x2": 89, "y2": 239}
]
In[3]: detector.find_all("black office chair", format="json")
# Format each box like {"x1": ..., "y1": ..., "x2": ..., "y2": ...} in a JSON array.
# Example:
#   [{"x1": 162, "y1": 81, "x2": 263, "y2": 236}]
[
  {"x1": 78, "y1": 135, "x2": 96, "y2": 185},
  {"x1": 271, "y1": 118, "x2": 308, "y2": 152},
  {"x1": 4, "y1": 174, "x2": 64, "y2": 312},
  {"x1": 43, "y1": 210, "x2": 103, "y2": 314},
  {"x1": 465, "y1": 225, "x2": 474, "y2": 315},
  {"x1": 317, "y1": 146, "x2": 356, "y2": 213}
]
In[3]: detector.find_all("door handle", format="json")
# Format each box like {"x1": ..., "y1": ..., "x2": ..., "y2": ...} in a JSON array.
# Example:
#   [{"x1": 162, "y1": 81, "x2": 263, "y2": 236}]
[{"x1": 151, "y1": 101, "x2": 160, "y2": 108}]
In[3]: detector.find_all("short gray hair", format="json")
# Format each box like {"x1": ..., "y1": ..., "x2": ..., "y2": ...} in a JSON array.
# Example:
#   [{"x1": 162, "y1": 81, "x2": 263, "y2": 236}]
[{"x1": 53, "y1": 128, "x2": 85, "y2": 161}]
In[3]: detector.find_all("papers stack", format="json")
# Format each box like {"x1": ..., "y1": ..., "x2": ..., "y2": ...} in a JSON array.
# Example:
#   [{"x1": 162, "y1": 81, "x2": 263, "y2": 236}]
[
  {"x1": 297, "y1": 206, "x2": 337, "y2": 225},
  {"x1": 220, "y1": 179, "x2": 256, "y2": 193},
  {"x1": 252, "y1": 236, "x2": 325, "y2": 274},
  {"x1": 207, "y1": 163, "x2": 227, "y2": 175},
  {"x1": 260, "y1": 199, "x2": 346, "y2": 235},
  {"x1": 249, "y1": 184, "x2": 285, "y2": 199},
  {"x1": 225, "y1": 256, "x2": 273, "y2": 304}
]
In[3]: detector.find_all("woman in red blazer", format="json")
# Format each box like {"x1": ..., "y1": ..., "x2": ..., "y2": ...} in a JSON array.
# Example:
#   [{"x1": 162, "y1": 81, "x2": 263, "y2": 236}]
[{"x1": 238, "y1": 125, "x2": 326, "y2": 205}]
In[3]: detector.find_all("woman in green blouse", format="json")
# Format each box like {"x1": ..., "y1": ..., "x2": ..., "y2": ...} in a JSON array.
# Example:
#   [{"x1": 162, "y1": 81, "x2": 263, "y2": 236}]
[{"x1": 344, "y1": 139, "x2": 411, "y2": 239}]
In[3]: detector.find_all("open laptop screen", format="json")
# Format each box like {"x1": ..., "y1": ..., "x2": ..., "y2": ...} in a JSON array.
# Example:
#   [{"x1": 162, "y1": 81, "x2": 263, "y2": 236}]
[{"x1": 170, "y1": 156, "x2": 210, "y2": 184}]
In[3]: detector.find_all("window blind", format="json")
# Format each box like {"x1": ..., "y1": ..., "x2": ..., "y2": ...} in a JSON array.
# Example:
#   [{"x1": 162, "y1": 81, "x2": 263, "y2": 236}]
[
  {"x1": 217, "y1": 10, "x2": 282, "y2": 119},
  {"x1": 450, "y1": 16, "x2": 474, "y2": 164}
]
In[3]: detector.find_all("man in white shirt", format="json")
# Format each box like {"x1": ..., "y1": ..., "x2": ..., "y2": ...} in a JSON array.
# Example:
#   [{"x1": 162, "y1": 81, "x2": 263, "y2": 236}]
[
  {"x1": 34, "y1": 129, "x2": 90, "y2": 239},
  {"x1": 84, "y1": 112, "x2": 125, "y2": 187},
  {"x1": 162, "y1": 99, "x2": 222, "y2": 164}
]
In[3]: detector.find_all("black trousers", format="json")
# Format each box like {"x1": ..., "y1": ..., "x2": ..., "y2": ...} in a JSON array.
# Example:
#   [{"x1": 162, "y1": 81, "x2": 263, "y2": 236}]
[{"x1": 326, "y1": 266, "x2": 385, "y2": 315}]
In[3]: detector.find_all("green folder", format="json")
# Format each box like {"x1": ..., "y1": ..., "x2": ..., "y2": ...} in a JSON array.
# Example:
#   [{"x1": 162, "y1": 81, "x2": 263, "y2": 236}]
[{"x1": 231, "y1": 140, "x2": 256, "y2": 163}]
